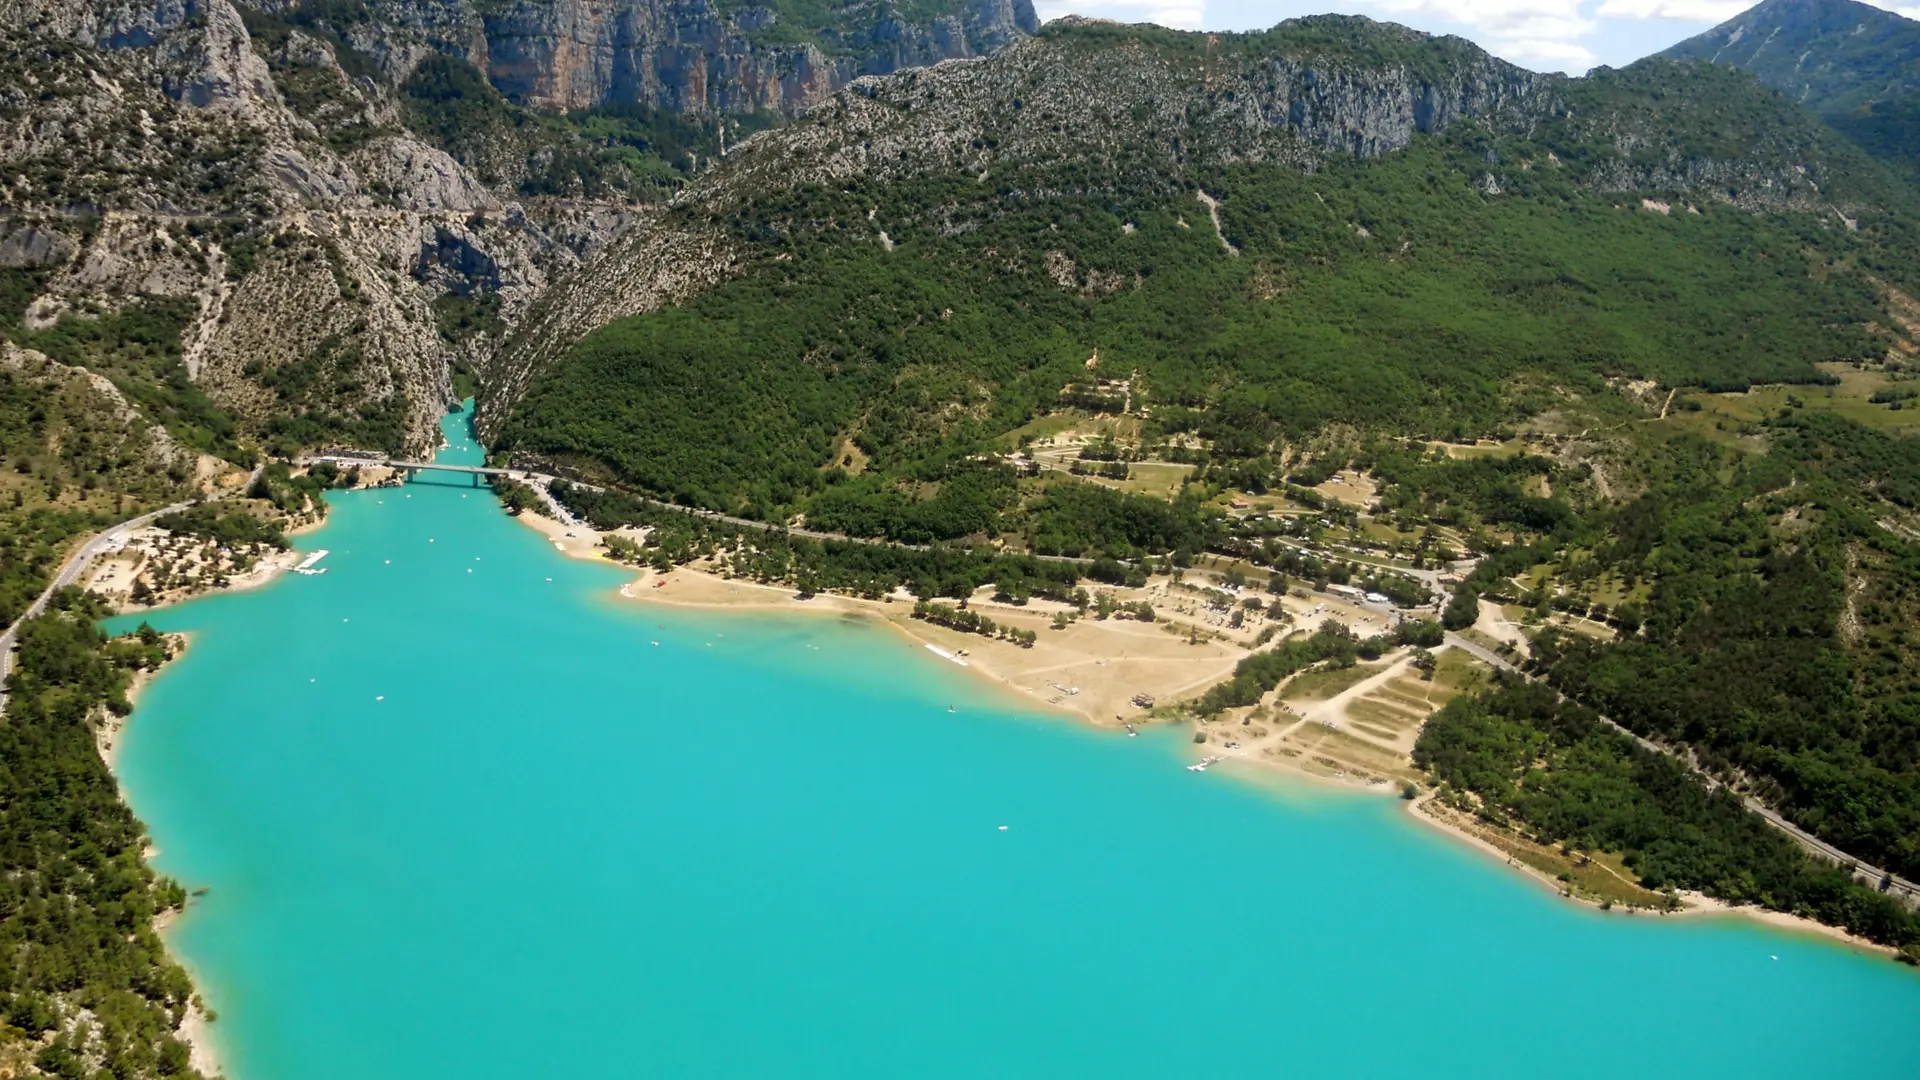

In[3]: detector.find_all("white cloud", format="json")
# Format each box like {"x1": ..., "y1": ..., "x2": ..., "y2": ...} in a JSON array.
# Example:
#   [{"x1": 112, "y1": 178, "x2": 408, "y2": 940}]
[
  {"x1": 1367, "y1": 0, "x2": 1594, "y2": 40},
  {"x1": 1600, "y1": 0, "x2": 1917, "y2": 21},
  {"x1": 1494, "y1": 37, "x2": 1602, "y2": 69},
  {"x1": 1358, "y1": 0, "x2": 1596, "y2": 72},
  {"x1": 1593, "y1": 0, "x2": 1748, "y2": 20},
  {"x1": 1034, "y1": 0, "x2": 1208, "y2": 29}
]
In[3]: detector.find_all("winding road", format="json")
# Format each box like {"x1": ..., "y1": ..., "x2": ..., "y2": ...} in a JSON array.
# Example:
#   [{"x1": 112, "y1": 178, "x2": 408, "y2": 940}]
[
  {"x1": 0, "y1": 466, "x2": 262, "y2": 711},
  {"x1": 305, "y1": 454, "x2": 1104, "y2": 566},
  {"x1": 1445, "y1": 632, "x2": 1920, "y2": 908}
]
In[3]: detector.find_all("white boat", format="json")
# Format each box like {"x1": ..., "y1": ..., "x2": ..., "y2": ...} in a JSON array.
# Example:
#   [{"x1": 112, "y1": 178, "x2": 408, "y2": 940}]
[{"x1": 1186, "y1": 755, "x2": 1222, "y2": 772}]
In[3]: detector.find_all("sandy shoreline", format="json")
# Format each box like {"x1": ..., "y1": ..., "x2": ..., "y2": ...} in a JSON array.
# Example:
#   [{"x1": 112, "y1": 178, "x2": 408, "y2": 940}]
[
  {"x1": 514, "y1": 507, "x2": 1251, "y2": 727},
  {"x1": 102, "y1": 635, "x2": 228, "y2": 1076},
  {"x1": 1405, "y1": 792, "x2": 1901, "y2": 959},
  {"x1": 510, "y1": 505, "x2": 1910, "y2": 962}
]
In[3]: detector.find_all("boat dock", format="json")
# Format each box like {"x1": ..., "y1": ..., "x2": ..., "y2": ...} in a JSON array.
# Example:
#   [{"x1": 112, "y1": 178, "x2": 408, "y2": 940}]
[{"x1": 293, "y1": 550, "x2": 330, "y2": 576}]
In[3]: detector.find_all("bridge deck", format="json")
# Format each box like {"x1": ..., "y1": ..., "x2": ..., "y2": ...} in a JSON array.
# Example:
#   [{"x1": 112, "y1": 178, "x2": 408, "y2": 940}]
[{"x1": 315, "y1": 457, "x2": 509, "y2": 476}]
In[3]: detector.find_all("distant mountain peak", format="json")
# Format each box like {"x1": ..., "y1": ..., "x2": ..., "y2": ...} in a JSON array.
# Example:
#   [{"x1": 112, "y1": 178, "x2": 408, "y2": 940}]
[{"x1": 1663, "y1": 0, "x2": 1920, "y2": 179}]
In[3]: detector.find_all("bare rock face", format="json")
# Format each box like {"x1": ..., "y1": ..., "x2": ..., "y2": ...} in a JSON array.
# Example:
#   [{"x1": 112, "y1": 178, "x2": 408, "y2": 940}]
[
  {"x1": 704, "y1": 27, "x2": 1552, "y2": 205},
  {"x1": 480, "y1": 209, "x2": 736, "y2": 423},
  {"x1": 0, "y1": 225, "x2": 79, "y2": 267},
  {"x1": 473, "y1": 0, "x2": 1039, "y2": 113},
  {"x1": 158, "y1": 0, "x2": 280, "y2": 108},
  {"x1": 0, "y1": 0, "x2": 1041, "y2": 454},
  {"x1": 0, "y1": 0, "x2": 550, "y2": 453},
  {"x1": 350, "y1": 136, "x2": 500, "y2": 212}
]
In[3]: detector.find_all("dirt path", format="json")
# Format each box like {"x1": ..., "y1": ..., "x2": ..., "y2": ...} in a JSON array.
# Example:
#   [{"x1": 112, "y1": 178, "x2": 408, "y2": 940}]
[
  {"x1": 1193, "y1": 191, "x2": 1239, "y2": 257},
  {"x1": 1301, "y1": 653, "x2": 1419, "y2": 730}
]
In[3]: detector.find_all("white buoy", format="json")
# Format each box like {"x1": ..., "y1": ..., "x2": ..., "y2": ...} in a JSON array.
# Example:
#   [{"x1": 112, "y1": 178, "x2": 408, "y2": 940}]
[
  {"x1": 998, "y1": 825, "x2": 1008, "y2": 831},
  {"x1": 376, "y1": 695, "x2": 384, "y2": 701}
]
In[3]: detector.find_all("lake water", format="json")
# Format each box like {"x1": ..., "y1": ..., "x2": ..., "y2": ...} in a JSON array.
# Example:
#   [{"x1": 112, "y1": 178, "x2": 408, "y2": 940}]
[{"x1": 110, "y1": 406, "x2": 1920, "y2": 1078}]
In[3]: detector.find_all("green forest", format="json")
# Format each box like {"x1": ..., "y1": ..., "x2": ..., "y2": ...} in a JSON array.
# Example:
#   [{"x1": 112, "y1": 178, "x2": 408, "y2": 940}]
[
  {"x1": 0, "y1": 592, "x2": 206, "y2": 1076},
  {"x1": 1417, "y1": 680, "x2": 1920, "y2": 955},
  {"x1": 501, "y1": 127, "x2": 1893, "y2": 540}
]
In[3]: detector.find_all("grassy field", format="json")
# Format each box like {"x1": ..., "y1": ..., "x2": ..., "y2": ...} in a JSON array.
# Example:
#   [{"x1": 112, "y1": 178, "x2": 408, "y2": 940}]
[
  {"x1": 1281, "y1": 660, "x2": 1389, "y2": 701},
  {"x1": 1656, "y1": 364, "x2": 1920, "y2": 442}
]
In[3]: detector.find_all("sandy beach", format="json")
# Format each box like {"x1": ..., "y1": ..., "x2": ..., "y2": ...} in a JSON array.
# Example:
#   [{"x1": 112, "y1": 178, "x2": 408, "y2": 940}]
[
  {"x1": 507, "y1": 505, "x2": 1912, "y2": 961},
  {"x1": 515, "y1": 506, "x2": 1262, "y2": 726},
  {"x1": 99, "y1": 635, "x2": 228, "y2": 1077},
  {"x1": 1406, "y1": 791, "x2": 1902, "y2": 959}
]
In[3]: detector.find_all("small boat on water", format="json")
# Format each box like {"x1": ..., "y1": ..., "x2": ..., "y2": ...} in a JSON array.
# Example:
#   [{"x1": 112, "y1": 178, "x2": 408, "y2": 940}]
[
  {"x1": 1123, "y1": 722, "x2": 1138, "y2": 737},
  {"x1": 1186, "y1": 755, "x2": 1222, "y2": 772}
]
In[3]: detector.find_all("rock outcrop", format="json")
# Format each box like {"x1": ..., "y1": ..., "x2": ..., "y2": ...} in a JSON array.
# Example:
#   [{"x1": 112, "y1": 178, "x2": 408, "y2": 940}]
[{"x1": 470, "y1": 0, "x2": 1037, "y2": 113}]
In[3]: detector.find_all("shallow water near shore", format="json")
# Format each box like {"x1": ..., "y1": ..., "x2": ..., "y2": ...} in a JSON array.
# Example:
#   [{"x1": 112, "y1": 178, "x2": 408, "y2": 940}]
[{"x1": 111, "y1": 406, "x2": 1920, "y2": 1078}]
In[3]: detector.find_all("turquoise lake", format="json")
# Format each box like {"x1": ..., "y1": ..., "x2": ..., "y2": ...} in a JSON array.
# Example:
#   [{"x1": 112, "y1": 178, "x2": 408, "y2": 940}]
[{"x1": 110, "y1": 407, "x2": 1920, "y2": 1078}]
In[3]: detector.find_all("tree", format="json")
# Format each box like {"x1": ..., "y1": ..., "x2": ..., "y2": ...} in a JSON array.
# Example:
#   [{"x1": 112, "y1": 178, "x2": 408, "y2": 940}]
[
  {"x1": 495, "y1": 479, "x2": 541, "y2": 516},
  {"x1": 1442, "y1": 588, "x2": 1480, "y2": 631},
  {"x1": 1612, "y1": 600, "x2": 1643, "y2": 637},
  {"x1": 1409, "y1": 647, "x2": 1437, "y2": 680}
]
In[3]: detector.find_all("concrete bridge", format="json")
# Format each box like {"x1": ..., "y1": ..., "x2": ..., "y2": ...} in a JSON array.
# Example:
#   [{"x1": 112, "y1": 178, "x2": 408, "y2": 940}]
[
  {"x1": 307, "y1": 454, "x2": 1102, "y2": 565},
  {"x1": 308, "y1": 455, "x2": 515, "y2": 486}
]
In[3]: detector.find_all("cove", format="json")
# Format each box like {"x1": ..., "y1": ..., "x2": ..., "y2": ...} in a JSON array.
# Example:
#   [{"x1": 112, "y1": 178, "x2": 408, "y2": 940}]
[{"x1": 110, "y1": 406, "x2": 1920, "y2": 1078}]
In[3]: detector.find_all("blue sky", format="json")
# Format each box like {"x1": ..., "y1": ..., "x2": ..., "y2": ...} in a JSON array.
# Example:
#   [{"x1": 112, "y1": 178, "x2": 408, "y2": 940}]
[{"x1": 1031, "y1": 0, "x2": 1920, "y2": 74}]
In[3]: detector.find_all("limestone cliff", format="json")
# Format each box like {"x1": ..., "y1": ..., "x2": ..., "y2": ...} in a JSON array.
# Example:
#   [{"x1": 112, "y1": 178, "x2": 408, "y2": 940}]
[
  {"x1": 0, "y1": 0, "x2": 632, "y2": 454},
  {"x1": 0, "y1": 0, "x2": 1035, "y2": 455},
  {"x1": 469, "y1": 0, "x2": 1039, "y2": 114}
]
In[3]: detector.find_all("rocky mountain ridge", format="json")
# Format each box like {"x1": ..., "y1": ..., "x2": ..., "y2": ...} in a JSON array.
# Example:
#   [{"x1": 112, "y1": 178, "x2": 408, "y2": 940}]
[
  {"x1": 0, "y1": 0, "x2": 639, "y2": 454},
  {"x1": 1663, "y1": 0, "x2": 1920, "y2": 181},
  {"x1": 1, "y1": 3, "x2": 1911, "y2": 462},
  {"x1": 472, "y1": 0, "x2": 1039, "y2": 114},
  {"x1": 0, "y1": 0, "x2": 1043, "y2": 457},
  {"x1": 480, "y1": 16, "x2": 1900, "y2": 430}
]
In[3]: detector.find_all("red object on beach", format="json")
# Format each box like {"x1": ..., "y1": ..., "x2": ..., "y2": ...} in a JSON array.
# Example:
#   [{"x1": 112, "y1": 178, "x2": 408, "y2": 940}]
[{"x1": 653, "y1": 579, "x2": 666, "y2": 588}]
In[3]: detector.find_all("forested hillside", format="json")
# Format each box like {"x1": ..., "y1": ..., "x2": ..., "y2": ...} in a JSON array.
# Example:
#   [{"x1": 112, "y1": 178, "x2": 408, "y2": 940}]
[
  {"x1": 0, "y1": 594, "x2": 206, "y2": 1078},
  {"x1": 1664, "y1": 0, "x2": 1920, "y2": 183},
  {"x1": 494, "y1": 18, "x2": 1914, "y2": 533}
]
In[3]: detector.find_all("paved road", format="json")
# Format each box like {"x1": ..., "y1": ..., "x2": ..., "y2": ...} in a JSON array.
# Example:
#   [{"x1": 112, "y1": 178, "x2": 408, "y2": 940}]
[
  {"x1": 1445, "y1": 632, "x2": 1920, "y2": 907},
  {"x1": 0, "y1": 467, "x2": 262, "y2": 711},
  {"x1": 307, "y1": 454, "x2": 1103, "y2": 566}
]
